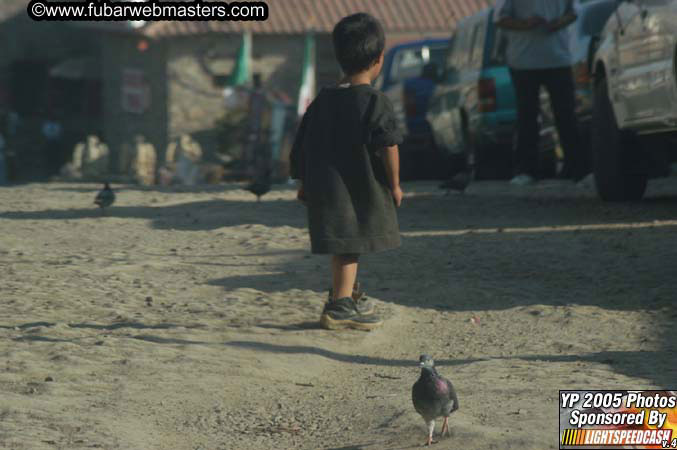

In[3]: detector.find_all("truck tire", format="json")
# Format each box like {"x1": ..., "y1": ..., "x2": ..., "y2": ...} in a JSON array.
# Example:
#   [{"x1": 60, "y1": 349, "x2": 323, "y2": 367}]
[{"x1": 591, "y1": 76, "x2": 647, "y2": 201}]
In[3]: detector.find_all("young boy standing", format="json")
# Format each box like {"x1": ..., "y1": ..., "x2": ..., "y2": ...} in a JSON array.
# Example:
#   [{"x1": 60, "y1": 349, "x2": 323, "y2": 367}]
[{"x1": 290, "y1": 13, "x2": 403, "y2": 331}]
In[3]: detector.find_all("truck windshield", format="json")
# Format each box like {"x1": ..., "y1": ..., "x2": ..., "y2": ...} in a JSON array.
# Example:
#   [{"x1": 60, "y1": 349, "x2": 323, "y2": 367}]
[{"x1": 389, "y1": 45, "x2": 448, "y2": 84}]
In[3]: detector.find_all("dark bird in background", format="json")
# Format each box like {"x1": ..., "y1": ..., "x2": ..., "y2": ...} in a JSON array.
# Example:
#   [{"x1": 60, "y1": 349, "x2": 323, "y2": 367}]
[
  {"x1": 94, "y1": 182, "x2": 115, "y2": 213},
  {"x1": 412, "y1": 354, "x2": 459, "y2": 446},
  {"x1": 439, "y1": 171, "x2": 471, "y2": 195},
  {"x1": 246, "y1": 168, "x2": 272, "y2": 202}
]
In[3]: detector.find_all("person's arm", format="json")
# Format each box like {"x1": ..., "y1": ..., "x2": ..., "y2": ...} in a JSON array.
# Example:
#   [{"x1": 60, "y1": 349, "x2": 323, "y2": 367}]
[
  {"x1": 494, "y1": 0, "x2": 545, "y2": 31},
  {"x1": 496, "y1": 16, "x2": 546, "y2": 31},
  {"x1": 381, "y1": 145, "x2": 402, "y2": 207},
  {"x1": 546, "y1": 1, "x2": 577, "y2": 33},
  {"x1": 546, "y1": 13, "x2": 576, "y2": 32}
]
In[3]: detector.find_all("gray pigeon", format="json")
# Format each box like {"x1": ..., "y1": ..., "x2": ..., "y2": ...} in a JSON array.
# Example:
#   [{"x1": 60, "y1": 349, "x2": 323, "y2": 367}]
[
  {"x1": 439, "y1": 171, "x2": 471, "y2": 195},
  {"x1": 94, "y1": 182, "x2": 115, "y2": 213},
  {"x1": 246, "y1": 168, "x2": 272, "y2": 202},
  {"x1": 412, "y1": 354, "x2": 459, "y2": 446}
]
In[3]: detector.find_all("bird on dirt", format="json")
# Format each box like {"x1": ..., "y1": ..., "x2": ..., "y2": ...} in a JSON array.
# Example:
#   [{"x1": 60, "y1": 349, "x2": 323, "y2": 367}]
[
  {"x1": 94, "y1": 182, "x2": 115, "y2": 213},
  {"x1": 412, "y1": 354, "x2": 459, "y2": 446},
  {"x1": 439, "y1": 171, "x2": 471, "y2": 195},
  {"x1": 246, "y1": 168, "x2": 272, "y2": 202}
]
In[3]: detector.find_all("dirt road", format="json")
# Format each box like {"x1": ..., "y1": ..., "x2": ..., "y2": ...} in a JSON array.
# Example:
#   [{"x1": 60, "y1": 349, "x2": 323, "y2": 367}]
[{"x1": 0, "y1": 179, "x2": 675, "y2": 449}]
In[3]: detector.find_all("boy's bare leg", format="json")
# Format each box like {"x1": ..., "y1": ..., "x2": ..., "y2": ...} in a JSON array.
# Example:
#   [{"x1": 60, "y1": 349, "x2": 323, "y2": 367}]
[
  {"x1": 331, "y1": 254, "x2": 359, "y2": 301},
  {"x1": 321, "y1": 254, "x2": 380, "y2": 331}
]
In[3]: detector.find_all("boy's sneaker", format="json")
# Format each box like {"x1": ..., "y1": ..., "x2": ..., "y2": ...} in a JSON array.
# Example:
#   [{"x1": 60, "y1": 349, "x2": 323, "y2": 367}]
[
  {"x1": 320, "y1": 297, "x2": 383, "y2": 331},
  {"x1": 510, "y1": 174, "x2": 536, "y2": 186},
  {"x1": 327, "y1": 282, "x2": 375, "y2": 315}
]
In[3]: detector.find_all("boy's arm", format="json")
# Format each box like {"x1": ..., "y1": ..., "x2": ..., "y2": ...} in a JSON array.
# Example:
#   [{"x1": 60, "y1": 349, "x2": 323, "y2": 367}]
[
  {"x1": 289, "y1": 124, "x2": 305, "y2": 181},
  {"x1": 381, "y1": 145, "x2": 403, "y2": 207},
  {"x1": 290, "y1": 110, "x2": 312, "y2": 204}
]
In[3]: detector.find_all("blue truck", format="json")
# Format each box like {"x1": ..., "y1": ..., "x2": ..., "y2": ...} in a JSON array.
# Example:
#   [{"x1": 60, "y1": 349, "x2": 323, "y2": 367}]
[{"x1": 376, "y1": 38, "x2": 451, "y2": 179}]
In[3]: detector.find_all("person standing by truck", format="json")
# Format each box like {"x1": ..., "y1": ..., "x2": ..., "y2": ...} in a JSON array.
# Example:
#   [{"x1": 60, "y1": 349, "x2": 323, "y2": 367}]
[{"x1": 495, "y1": 0, "x2": 587, "y2": 185}]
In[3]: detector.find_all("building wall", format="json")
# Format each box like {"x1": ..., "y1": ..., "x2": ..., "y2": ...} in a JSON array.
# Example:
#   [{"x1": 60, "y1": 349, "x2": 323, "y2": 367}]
[
  {"x1": 0, "y1": 18, "x2": 101, "y2": 110},
  {"x1": 165, "y1": 33, "x2": 340, "y2": 142},
  {"x1": 163, "y1": 33, "x2": 341, "y2": 161},
  {"x1": 101, "y1": 33, "x2": 169, "y2": 169},
  {"x1": 0, "y1": 17, "x2": 103, "y2": 180}
]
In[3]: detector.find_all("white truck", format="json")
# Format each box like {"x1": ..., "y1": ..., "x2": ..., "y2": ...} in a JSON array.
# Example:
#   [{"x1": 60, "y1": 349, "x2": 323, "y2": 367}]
[{"x1": 591, "y1": 0, "x2": 677, "y2": 201}]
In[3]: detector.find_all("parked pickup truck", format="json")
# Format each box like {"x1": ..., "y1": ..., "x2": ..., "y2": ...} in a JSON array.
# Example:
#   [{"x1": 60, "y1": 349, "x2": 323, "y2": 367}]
[
  {"x1": 376, "y1": 39, "x2": 450, "y2": 179},
  {"x1": 591, "y1": 0, "x2": 677, "y2": 201},
  {"x1": 427, "y1": 8, "x2": 557, "y2": 180}
]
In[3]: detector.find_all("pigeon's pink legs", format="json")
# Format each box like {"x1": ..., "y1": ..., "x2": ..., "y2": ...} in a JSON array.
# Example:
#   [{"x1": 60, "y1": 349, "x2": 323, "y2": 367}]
[
  {"x1": 425, "y1": 420, "x2": 436, "y2": 446},
  {"x1": 441, "y1": 417, "x2": 450, "y2": 436}
]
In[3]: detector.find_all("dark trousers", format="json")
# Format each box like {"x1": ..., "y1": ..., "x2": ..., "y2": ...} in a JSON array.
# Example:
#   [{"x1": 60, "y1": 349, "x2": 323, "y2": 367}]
[{"x1": 510, "y1": 67, "x2": 584, "y2": 179}]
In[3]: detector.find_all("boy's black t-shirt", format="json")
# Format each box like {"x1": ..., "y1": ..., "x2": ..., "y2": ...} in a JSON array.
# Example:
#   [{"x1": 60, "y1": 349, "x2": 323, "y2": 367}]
[{"x1": 290, "y1": 84, "x2": 403, "y2": 255}]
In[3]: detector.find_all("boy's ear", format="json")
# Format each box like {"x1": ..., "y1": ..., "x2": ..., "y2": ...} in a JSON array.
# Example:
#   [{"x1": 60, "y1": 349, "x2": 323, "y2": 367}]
[{"x1": 371, "y1": 51, "x2": 385, "y2": 70}]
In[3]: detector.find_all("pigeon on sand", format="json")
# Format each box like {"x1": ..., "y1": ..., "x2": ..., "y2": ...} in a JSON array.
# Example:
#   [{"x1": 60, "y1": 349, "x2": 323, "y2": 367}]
[
  {"x1": 246, "y1": 168, "x2": 272, "y2": 202},
  {"x1": 94, "y1": 182, "x2": 115, "y2": 213},
  {"x1": 412, "y1": 354, "x2": 459, "y2": 446},
  {"x1": 439, "y1": 171, "x2": 471, "y2": 195}
]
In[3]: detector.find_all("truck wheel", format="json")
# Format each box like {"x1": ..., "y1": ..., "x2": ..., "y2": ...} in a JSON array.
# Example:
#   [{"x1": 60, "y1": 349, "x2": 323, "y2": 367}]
[{"x1": 591, "y1": 76, "x2": 647, "y2": 201}]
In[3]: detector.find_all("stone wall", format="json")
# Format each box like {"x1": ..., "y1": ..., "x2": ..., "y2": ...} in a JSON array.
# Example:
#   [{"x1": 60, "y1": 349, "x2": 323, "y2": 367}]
[{"x1": 165, "y1": 33, "x2": 341, "y2": 145}]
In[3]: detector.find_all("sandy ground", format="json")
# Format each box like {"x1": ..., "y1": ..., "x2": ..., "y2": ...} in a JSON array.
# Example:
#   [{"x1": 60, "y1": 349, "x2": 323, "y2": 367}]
[{"x1": 0, "y1": 178, "x2": 675, "y2": 450}]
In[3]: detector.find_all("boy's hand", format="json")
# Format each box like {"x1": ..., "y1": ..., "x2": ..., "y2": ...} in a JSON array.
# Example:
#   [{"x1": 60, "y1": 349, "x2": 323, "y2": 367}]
[
  {"x1": 297, "y1": 184, "x2": 307, "y2": 205},
  {"x1": 391, "y1": 185, "x2": 403, "y2": 208},
  {"x1": 381, "y1": 146, "x2": 401, "y2": 207}
]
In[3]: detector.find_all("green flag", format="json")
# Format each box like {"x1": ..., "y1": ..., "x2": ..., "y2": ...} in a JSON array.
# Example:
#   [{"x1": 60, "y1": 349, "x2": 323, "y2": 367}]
[
  {"x1": 297, "y1": 32, "x2": 316, "y2": 116},
  {"x1": 228, "y1": 31, "x2": 251, "y2": 86}
]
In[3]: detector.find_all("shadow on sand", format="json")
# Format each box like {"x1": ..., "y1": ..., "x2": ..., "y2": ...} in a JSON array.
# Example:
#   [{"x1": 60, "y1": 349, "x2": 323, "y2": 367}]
[{"x1": 3, "y1": 181, "x2": 677, "y2": 389}]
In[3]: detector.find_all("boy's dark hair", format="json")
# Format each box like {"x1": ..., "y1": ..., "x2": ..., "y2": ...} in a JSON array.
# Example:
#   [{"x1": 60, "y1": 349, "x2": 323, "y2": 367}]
[{"x1": 332, "y1": 13, "x2": 385, "y2": 76}]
